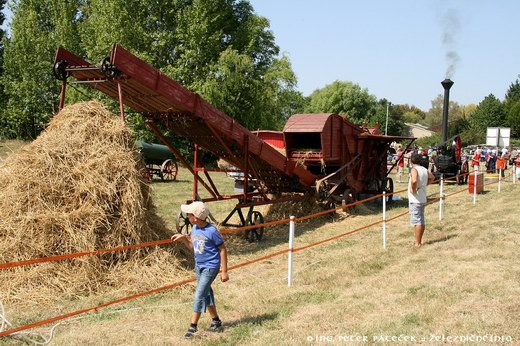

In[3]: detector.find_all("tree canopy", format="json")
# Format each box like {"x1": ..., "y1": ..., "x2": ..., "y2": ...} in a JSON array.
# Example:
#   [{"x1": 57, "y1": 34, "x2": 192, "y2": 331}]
[
  {"x1": 304, "y1": 80, "x2": 377, "y2": 124},
  {"x1": 0, "y1": 0, "x2": 518, "y2": 146},
  {"x1": 0, "y1": 0, "x2": 7, "y2": 129},
  {"x1": 504, "y1": 78, "x2": 520, "y2": 137},
  {"x1": 303, "y1": 81, "x2": 411, "y2": 136},
  {"x1": 0, "y1": 0, "x2": 302, "y2": 140}
]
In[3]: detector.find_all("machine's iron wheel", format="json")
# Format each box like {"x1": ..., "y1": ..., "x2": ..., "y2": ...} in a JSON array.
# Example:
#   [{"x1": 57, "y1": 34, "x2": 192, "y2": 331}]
[
  {"x1": 176, "y1": 210, "x2": 191, "y2": 235},
  {"x1": 100, "y1": 57, "x2": 120, "y2": 80},
  {"x1": 315, "y1": 180, "x2": 328, "y2": 202},
  {"x1": 244, "y1": 211, "x2": 264, "y2": 242},
  {"x1": 53, "y1": 60, "x2": 70, "y2": 80},
  {"x1": 160, "y1": 159, "x2": 178, "y2": 181}
]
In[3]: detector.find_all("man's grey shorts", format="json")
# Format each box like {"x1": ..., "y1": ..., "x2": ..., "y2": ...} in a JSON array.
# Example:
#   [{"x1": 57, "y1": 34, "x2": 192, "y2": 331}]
[{"x1": 409, "y1": 203, "x2": 425, "y2": 226}]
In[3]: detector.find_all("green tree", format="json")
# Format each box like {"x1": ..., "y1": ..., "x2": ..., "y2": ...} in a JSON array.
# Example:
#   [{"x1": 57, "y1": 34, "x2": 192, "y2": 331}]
[
  {"x1": 467, "y1": 94, "x2": 507, "y2": 143},
  {"x1": 0, "y1": 0, "x2": 8, "y2": 137},
  {"x1": 416, "y1": 132, "x2": 442, "y2": 148},
  {"x1": 504, "y1": 78, "x2": 520, "y2": 137},
  {"x1": 423, "y1": 94, "x2": 464, "y2": 129},
  {"x1": 80, "y1": 0, "x2": 149, "y2": 63},
  {"x1": 369, "y1": 99, "x2": 407, "y2": 136},
  {"x1": 304, "y1": 80, "x2": 377, "y2": 124},
  {"x1": 2, "y1": 0, "x2": 82, "y2": 139},
  {"x1": 504, "y1": 78, "x2": 520, "y2": 109},
  {"x1": 2, "y1": 0, "x2": 293, "y2": 139},
  {"x1": 400, "y1": 104, "x2": 426, "y2": 124},
  {"x1": 201, "y1": 49, "x2": 302, "y2": 130},
  {"x1": 506, "y1": 100, "x2": 520, "y2": 137}
]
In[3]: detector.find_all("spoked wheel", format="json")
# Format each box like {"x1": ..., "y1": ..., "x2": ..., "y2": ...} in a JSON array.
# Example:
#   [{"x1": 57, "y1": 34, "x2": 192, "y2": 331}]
[
  {"x1": 176, "y1": 210, "x2": 191, "y2": 235},
  {"x1": 315, "y1": 180, "x2": 328, "y2": 202},
  {"x1": 244, "y1": 211, "x2": 264, "y2": 242},
  {"x1": 160, "y1": 159, "x2": 178, "y2": 181}
]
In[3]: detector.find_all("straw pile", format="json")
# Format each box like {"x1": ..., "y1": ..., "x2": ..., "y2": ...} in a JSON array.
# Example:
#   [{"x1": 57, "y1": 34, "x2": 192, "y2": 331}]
[{"x1": 0, "y1": 101, "x2": 190, "y2": 305}]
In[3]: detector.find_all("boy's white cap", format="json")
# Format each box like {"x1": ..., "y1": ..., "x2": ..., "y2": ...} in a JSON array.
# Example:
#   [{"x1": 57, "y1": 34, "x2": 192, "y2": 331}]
[{"x1": 181, "y1": 201, "x2": 209, "y2": 220}]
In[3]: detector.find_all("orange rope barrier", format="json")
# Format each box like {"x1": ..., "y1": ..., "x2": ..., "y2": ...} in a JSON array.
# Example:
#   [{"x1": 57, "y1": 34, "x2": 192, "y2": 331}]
[
  {"x1": 219, "y1": 218, "x2": 290, "y2": 234},
  {"x1": 0, "y1": 187, "x2": 405, "y2": 270},
  {"x1": 227, "y1": 249, "x2": 289, "y2": 271},
  {"x1": 0, "y1": 239, "x2": 172, "y2": 270},
  {"x1": 4, "y1": 177, "x2": 517, "y2": 338},
  {"x1": 1, "y1": 168, "x2": 515, "y2": 271},
  {"x1": 294, "y1": 219, "x2": 382, "y2": 252},
  {"x1": 0, "y1": 250, "x2": 291, "y2": 337},
  {"x1": 0, "y1": 276, "x2": 195, "y2": 337}
]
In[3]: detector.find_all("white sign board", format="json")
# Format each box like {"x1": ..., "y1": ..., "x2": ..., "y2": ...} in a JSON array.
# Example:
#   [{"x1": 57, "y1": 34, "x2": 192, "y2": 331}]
[{"x1": 486, "y1": 127, "x2": 510, "y2": 147}]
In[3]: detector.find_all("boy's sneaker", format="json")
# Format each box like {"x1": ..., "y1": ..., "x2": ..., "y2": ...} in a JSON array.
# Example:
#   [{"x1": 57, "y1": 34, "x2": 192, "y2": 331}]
[
  {"x1": 208, "y1": 319, "x2": 223, "y2": 332},
  {"x1": 184, "y1": 326, "x2": 197, "y2": 339}
]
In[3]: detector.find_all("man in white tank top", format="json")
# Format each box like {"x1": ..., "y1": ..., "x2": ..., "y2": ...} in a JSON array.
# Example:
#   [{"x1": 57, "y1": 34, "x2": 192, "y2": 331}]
[{"x1": 408, "y1": 153, "x2": 435, "y2": 247}]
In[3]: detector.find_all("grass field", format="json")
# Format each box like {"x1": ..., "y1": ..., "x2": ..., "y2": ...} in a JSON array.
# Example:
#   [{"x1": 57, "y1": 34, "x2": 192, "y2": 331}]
[{"x1": 1, "y1": 140, "x2": 519, "y2": 345}]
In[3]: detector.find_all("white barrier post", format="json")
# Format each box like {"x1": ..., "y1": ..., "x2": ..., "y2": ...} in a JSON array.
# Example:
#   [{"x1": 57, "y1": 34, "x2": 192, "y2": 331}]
[
  {"x1": 439, "y1": 174, "x2": 444, "y2": 221},
  {"x1": 498, "y1": 169, "x2": 502, "y2": 193},
  {"x1": 288, "y1": 216, "x2": 295, "y2": 287},
  {"x1": 382, "y1": 191, "x2": 387, "y2": 249},
  {"x1": 473, "y1": 170, "x2": 478, "y2": 205}
]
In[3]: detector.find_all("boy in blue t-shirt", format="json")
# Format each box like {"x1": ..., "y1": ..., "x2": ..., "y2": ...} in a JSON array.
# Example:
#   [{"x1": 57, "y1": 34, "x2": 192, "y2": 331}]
[{"x1": 171, "y1": 201, "x2": 229, "y2": 339}]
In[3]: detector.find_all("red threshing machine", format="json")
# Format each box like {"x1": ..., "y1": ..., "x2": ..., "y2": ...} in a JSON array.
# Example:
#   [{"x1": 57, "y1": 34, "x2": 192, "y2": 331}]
[{"x1": 53, "y1": 44, "x2": 415, "y2": 241}]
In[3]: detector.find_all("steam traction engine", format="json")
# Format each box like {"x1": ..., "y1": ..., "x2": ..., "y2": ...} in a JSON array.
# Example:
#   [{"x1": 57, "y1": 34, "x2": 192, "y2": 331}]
[{"x1": 432, "y1": 79, "x2": 469, "y2": 184}]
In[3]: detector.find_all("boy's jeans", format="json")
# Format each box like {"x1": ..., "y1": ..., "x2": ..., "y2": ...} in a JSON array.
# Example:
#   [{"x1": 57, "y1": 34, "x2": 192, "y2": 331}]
[{"x1": 193, "y1": 267, "x2": 219, "y2": 313}]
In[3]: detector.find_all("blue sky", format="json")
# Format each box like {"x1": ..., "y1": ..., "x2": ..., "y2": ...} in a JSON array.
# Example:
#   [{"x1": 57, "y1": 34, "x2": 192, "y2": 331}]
[
  {"x1": 2, "y1": 1, "x2": 518, "y2": 112},
  {"x1": 249, "y1": 0, "x2": 520, "y2": 111}
]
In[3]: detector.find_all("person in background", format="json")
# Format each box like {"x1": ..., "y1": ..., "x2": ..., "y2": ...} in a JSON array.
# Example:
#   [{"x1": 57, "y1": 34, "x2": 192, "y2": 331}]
[
  {"x1": 510, "y1": 148, "x2": 518, "y2": 166},
  {"x1": 496, "y1": 152, "x2": 506, "y2": 178},
  {"x1": 429, "y1": 149, "x2": 438, "y2": 173},
  {"x1": 502, "y1": 149, "x2": 510, "y2": 171},
  {"x1": 515, "y1": 154, "x2": 520, "y2": 181},
  {"x1": 472, "y1": 148, "x2": 481, "y2": 171},
  {"x1": 405, "y1": 150, "x2": 412, "y2": 175},
  {"x1": 486, "y1": 150, "x2": 497, "y2": 173},
  {"x1": 408, "y1": 153, "x2": 435, "y2": 247},
  {"x1": 171, "y1": 201, "x2": 229, "y2": 339},
  {"x1": 396, "y1": 147, "x2": 404, "y2": 183}
]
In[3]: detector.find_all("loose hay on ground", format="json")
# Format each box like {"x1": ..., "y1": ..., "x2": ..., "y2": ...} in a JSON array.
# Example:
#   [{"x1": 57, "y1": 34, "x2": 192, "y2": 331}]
[{"x1": 0, "y1": 101, "x2": 191, "y2": 306}]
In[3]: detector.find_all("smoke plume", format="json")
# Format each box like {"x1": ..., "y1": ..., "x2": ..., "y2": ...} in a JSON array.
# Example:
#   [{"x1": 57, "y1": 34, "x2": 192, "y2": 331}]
[{"x1": 441, "y1": 8, "x2": 461, "y2": 79}]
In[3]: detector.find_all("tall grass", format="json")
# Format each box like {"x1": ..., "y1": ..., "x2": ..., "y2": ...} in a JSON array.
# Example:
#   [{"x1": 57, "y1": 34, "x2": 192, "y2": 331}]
[
  {"x1": 2, "y1": 139, "x2": 519, "y2": 345},
  {"x1": 44, "y1": 178, "x2": 520, "y2": 345}
]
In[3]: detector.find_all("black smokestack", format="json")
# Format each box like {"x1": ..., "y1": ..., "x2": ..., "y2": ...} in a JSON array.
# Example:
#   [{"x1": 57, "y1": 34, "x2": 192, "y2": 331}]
[{"x1": 441, "y1": 78, "x2": 454, "y2": 144}]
